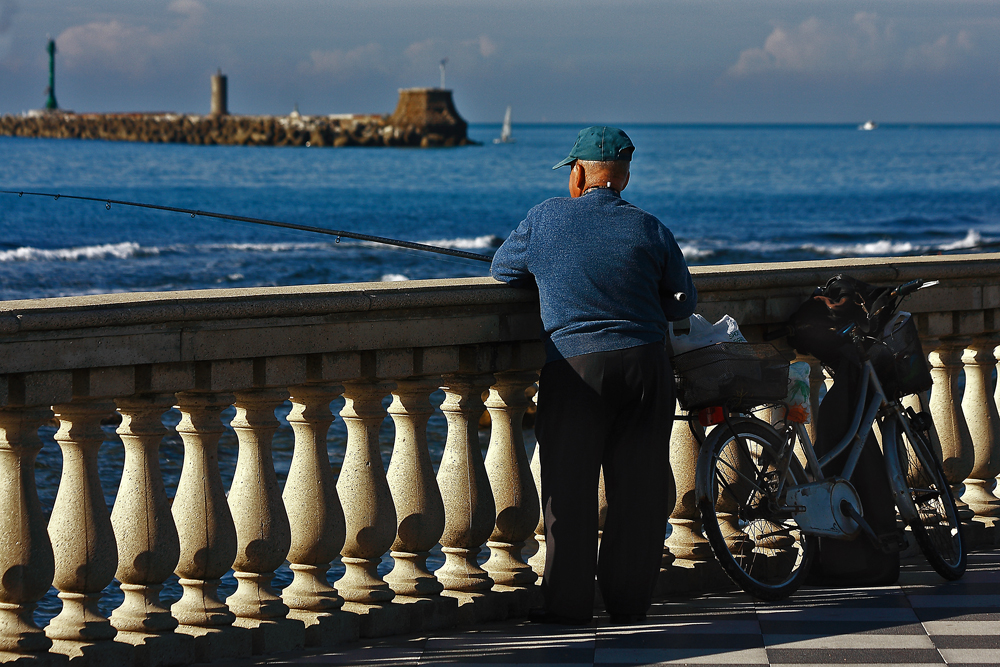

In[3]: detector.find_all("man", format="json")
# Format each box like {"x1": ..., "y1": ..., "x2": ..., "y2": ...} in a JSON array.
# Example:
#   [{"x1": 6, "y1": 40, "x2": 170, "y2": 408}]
[{"x1": 491, "y1": 126, "x2": 697, "y2": 625}]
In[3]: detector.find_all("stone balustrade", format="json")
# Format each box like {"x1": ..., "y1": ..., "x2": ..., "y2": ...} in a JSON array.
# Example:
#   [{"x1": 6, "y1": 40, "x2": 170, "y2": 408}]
[{"x1": 1, "y1": 254, "x2": 1000, "y2": 665}]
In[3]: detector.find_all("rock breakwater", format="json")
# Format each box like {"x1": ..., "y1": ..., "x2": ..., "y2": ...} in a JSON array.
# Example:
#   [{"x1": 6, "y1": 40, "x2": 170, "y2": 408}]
[
  {"x1": 1, "y1": 87, "x2": 475, "y2": 148},
  {"x1": 0, "y1": 111, "x2": 473, "y2": 148}
]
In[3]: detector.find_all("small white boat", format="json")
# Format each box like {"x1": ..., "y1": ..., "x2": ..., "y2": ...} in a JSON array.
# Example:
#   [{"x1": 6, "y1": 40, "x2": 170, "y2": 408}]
[
  {"x1": 494, "y1": 106, "x2": 515, "y2": 144},
  {"x1": 858, "y1": 120, "x2": 878, "y2": 131}
]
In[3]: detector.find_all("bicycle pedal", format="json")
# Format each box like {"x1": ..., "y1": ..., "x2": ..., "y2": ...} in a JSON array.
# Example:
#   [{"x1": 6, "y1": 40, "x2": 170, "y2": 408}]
[{"x1": 878, "y1": 532, "x2": 907, "y2": 554}]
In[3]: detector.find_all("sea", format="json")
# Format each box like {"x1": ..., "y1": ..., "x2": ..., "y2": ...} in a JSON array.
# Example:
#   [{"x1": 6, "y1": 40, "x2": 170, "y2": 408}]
[{"x1": 2, "y1": 123, "x2": 999, "y2": 624}]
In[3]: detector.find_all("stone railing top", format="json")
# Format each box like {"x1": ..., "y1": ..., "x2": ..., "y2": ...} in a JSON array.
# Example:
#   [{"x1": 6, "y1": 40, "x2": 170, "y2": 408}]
[
  {"x1": 0, "y1": 278, "x2": 536, "y2": 334},
  {"x1": 689, "y1": 253, "x2": 1000, "y2": 292},
  {"x1": 3, "y1": 253, "x2": 999, "y2": 332}
]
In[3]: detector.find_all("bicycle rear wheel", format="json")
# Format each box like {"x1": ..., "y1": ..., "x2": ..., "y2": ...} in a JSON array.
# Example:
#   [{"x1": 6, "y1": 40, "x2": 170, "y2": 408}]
[
  {"x1": 697, "y1": 417, "x2": 815, "y2": 601},
  {"x1": 892, "y1": 415, "x2": 966, "y2": 580}
]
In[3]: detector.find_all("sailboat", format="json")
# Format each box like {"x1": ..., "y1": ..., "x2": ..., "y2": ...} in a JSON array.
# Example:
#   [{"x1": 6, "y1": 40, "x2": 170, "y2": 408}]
[{"x1": 494, "y1": 106, "x2": 514, "y2": 144}]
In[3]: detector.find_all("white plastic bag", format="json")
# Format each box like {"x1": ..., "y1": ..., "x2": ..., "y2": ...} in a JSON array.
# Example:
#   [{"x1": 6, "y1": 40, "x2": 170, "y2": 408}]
[{"x1": 668, "y1": 314, "x2": 747, "y2": 356}]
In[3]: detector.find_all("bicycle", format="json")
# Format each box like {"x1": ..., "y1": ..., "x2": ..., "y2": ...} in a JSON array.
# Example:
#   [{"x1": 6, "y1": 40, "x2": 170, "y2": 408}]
[{"x1": 674, "y1": 278, "x2": 966, "y2": 601}]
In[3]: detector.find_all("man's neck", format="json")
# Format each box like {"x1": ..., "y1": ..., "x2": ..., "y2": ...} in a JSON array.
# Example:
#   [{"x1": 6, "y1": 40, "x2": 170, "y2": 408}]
[{"x1": 582, "y1": 184, "x2": 620, "y2": 196}]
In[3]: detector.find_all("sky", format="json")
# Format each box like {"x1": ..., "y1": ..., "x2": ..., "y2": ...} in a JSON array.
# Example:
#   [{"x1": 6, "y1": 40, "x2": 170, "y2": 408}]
[{"x1": 0, "y1": 0, "x2": 997, "y2": 123}]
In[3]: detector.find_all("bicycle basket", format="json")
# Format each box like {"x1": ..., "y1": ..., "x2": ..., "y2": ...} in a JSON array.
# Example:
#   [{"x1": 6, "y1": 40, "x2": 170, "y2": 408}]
[
  {"x1": 869, "y1": 312, "x2": 932, "y2": 400},
  {"x1": 672, "y1": 342, "x2": 790, "y2": 411}
]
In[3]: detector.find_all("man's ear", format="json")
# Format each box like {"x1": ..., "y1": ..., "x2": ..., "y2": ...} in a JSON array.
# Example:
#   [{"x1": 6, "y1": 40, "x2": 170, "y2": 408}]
[
  {"x1": 569, "y1": 161, "x2": 585, "y2": 198},
  {"x1": 620, "y1": 169, "x2": 630, "y2": 192}
]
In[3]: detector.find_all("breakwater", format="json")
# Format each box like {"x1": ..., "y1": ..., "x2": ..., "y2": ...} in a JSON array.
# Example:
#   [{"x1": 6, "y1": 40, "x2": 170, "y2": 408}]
[{"x1": 0, "y1": 88, "x2": 474, "y2": 148}]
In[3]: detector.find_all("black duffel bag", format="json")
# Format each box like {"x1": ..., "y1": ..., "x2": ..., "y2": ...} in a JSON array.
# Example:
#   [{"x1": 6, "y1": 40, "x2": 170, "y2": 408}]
[{"x1": 786, "y1": 273, "x2": 931, "y2": 398}]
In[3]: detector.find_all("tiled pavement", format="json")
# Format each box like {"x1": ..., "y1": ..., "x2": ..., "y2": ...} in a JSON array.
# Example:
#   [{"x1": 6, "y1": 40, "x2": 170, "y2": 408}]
[{"x1": 210, "y1": 551, "x2": 1000, "y2": 666}]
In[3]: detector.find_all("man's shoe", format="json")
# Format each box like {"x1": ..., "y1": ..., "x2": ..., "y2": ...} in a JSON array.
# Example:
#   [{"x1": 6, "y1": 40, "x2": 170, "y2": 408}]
[
  {"x1": 526, "y1": 608, "x2": 591, "y2": 626},
  {"x1": 608, "y1": 613, "x2": 646, "y2": 625}
]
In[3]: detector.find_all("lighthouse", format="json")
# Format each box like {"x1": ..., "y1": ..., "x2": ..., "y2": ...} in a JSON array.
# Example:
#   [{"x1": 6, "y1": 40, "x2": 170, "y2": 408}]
[{"x1": 44, "y1": 37, "x2": 58, "y2": 111}]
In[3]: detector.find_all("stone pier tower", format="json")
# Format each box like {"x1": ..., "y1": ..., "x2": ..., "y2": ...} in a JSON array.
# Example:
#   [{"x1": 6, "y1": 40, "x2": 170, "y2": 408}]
[
  {"x1": 388, "y1": 88, "x2": 469, "y2": 146},
  {"x1": 211, "y1": 69, "x2": 228, "y2": 116}
]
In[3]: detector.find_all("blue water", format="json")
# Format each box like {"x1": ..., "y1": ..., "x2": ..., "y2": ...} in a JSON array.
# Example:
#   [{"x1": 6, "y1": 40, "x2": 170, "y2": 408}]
[
  {"x1": 2, "y1": 124, "x2": 999, "y2": 300},
  {"x1": 2, "y1": 123, "x2": 999, "y2": 625}
]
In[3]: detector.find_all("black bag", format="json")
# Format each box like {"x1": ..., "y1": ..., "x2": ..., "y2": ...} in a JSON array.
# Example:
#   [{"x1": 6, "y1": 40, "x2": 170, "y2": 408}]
[
  {"x1": 806, "y1": 350, "x2": 900, "y2": 587},
  {"x1": 786, "y1": 274, "x2": 888, "y2": 368},
  {"x1": 786, "y1": 274, "x2": 932, "y2": 399}
]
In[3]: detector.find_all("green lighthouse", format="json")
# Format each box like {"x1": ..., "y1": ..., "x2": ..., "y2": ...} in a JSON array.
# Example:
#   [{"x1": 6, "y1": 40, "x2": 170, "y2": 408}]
[{"x1": 44, "y1": 37, "x2": 58, "y2": 111}]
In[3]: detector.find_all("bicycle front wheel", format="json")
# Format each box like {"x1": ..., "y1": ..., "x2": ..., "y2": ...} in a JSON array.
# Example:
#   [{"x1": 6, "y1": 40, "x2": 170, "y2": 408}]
[
  {"x1": 697, "y1": 417, "x2": 815, "y2": 601},
  {"x1": 892, "y1": 415, "x2": 966, "y2": 580}
]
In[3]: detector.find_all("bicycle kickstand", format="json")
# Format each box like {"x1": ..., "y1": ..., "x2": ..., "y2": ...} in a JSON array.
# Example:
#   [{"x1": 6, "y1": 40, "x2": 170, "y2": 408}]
[{"x1": 839, "y1": 500, "x2": 908, "y2": 554}]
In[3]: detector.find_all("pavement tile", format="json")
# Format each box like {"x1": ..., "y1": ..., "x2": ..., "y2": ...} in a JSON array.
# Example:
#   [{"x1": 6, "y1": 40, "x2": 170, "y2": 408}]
[
  {"x1": 758, "y1": 620, "x2": 925, "y2": 635},
  {"x1": 761, "y1": 634, "x2": 935, "y2": 649},
  {"x1": 765, "y1": 648, "x2": 944, "y2": 663},
  {"x1": 922, "y1": 620, "x2": 1000, "y2": 635},
  {"x1": 937, "y1": 648, "x2": 1000, "y2": 664},
  {"x1": 593, "y1": 646, "x2": 769, "y2": 664},
  {"x1": 754, "y1": 608, "x2": 920, "y2": 622}
]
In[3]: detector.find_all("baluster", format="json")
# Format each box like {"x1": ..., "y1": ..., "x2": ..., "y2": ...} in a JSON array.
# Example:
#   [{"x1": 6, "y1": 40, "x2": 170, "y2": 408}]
[
  {"x1": 172, "y1": 392, "x2": 250, "y2": 661},
  {"x1": 335, "y1": 381, "x2": 397, "y2": 604},
  {"x1": 994, "y1": 342, "x2": 1000, "y2": 506},
  {"x1": 483, "y1": 371, "x2": 539, "y2": 587},
  {"x1": 46, "y1": 399, "x2": 131, "y2": 662},
  {"x1": 227, "y1": 389, "x2": 302, "y2": 653},
  {"x1": 0, "y1": 407, "x2": 55, "y2": 659},
  {"x1": 111, "y1": 394, "x2": 191, "y2": 663},
  {"x1": 283, "y1": 384, "x2": 351, "y2": 646},
  {"x1": 385, "y1": 379, "x2": 445, "y2": 597},
  {"x1": 927, "y1": 339, "x2": 976, "y2": 521},
  {"x1": 437, "y1": 374, "x2": 496, "y2": 593},
  {"x1": 527, "y1": 441, "x2": 545, "y2": 578},
  {"x1": 663, "y1": 404, "x2": 717, "y2": 590},
  {"x1": 961, "y1": 341, "x2": 1000, "y2": 528}
]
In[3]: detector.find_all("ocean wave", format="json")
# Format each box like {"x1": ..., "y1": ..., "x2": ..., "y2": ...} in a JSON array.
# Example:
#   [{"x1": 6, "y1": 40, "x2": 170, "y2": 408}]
[
  {"x1": 803, "y1": 239, "x2": 919, "y2": 256},
  {"x1": 938, "y1": 229, "x2": 981, "y2": 251},
  {"x1": 679, "y1": 244, "x2": 714, "y2": 260},
  {"x1": 420, "y1": 235, "x2": 503, "y2": 250},
  {"x1": 800, "y1": 229, "x2": 987, "y2": 257},
  {"x1": 200, "y1": 242, "x2": 332, "y2": 252},
  {"x1": 0, "y1": 242, "x2": 155, "y2": 262},
  {"x1": 381, "y1": 274, "x2": 410, "y2": 282}
]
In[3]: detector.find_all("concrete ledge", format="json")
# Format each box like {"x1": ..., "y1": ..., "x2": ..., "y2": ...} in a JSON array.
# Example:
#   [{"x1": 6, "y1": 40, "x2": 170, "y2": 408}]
[
  {"x1": 286, "y1": 609, "x2": 360, "y2": 647},
  {"x1": 174, "y1": 625, "x2": 252, "y2": 664},
  {"x1": 114, "y1": 630, "x2": 195, "y2": 667}
]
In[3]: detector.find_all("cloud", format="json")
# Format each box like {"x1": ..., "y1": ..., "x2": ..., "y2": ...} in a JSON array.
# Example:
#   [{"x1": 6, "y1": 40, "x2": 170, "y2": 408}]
[
  {"x1": 727, "y1": 13, "x2": 973, "y2": 77},
  {"x1": 904, "y1": 30, "x2": 973, "y2": 72},
  {"x1": 404, "y1": 38, "x2": 438, "y2": 62},
  {"x1": 54, "y1": 4, "x2": 205, "y2": 77},
  {"x1": 167, "y1": 0, "x2": 206, "y2": 23},
  {"x1": 299, "y1": 43, "x2": 385, "y2": 81},
  {"x1": 464, "y1": 34, "x2": 497, "y2": 58},
  {"x1": 57, "y1": 20, "x2": 158, "y2": 76}
]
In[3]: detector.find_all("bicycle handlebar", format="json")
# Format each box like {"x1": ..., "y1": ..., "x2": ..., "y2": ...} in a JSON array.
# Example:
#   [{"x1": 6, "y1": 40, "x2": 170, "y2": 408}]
[
  {"x1": 842, "y1": 278, "x2": 935, "y2": 343},
  {"x1": 891, "y1": 279, "x2": 924, "y2": 299}
]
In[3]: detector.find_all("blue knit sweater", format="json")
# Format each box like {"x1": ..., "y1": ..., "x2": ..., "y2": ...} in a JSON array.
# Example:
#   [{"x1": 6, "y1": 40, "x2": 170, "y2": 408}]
[{"x1": 491, "y1": 188, "x2": 697, "y2": 361}]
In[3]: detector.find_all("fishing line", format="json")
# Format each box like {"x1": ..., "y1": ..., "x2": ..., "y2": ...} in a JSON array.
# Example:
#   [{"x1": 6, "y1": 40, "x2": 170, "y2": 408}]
[{"x1": 0, "y1": 189, "x2": 494, "y2": 264}]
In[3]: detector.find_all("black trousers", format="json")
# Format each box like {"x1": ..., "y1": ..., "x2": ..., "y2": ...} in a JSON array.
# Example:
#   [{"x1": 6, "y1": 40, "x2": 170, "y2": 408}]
[{"x1": 534, "y1": 342, "x2": 676, "y2": 619}]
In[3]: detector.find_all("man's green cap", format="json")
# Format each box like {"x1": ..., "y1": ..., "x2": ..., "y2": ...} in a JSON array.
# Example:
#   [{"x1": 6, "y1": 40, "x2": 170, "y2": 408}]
[{"x1": 552, "y1": 126, "x2": 635, "y2": 169}]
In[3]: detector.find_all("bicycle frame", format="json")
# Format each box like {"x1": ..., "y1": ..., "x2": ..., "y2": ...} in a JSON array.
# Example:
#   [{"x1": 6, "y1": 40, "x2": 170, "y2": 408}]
[
  {"x1": 780, "y1": 356, "x2": 931, "y2": 530},
  {"x1": 790, "y1": 358, "x2": 885, "y2": 484}
]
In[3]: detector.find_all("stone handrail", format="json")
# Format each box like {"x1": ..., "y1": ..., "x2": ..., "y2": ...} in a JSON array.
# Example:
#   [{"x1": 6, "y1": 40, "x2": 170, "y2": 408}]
[{"x1": 1, "y1": 254, "x2": 999, "y2": 664}]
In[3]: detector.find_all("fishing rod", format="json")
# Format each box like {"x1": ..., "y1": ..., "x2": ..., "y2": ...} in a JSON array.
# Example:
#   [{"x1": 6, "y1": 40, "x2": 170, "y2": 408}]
[{"x1": 0, "y1": 189, "x2": 494, "y2": 264}]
